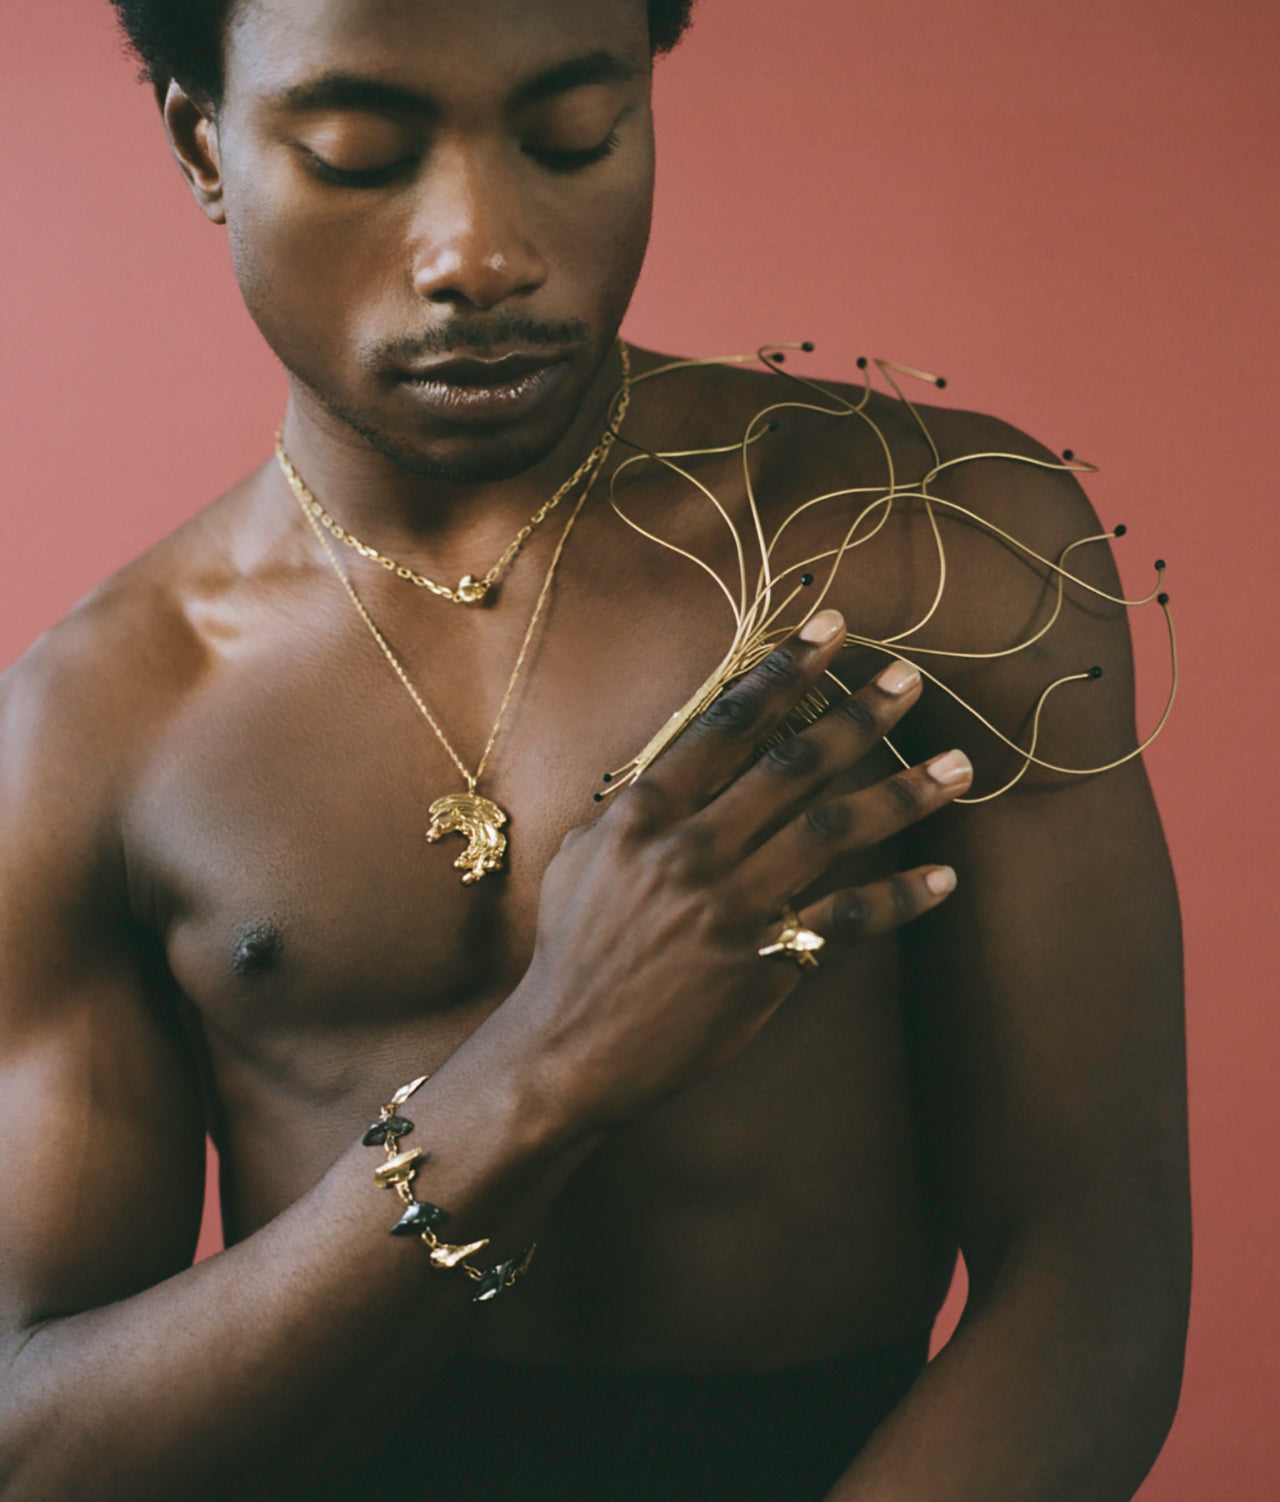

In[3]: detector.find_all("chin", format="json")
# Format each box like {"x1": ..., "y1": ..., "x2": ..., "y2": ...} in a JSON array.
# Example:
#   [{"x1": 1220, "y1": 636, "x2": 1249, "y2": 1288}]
[
  {"x1": 310, "y1": 386, "x2": 584, "y2": 484},
  {"x1": 360, "y1": 422, "x2": 560, "y2": 484}
]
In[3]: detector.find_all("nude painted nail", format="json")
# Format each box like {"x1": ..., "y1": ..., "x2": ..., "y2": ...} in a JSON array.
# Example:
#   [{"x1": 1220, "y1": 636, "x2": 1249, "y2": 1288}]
[
  {"x1": 927, "y1": 749, "x2": 972, "y2": 785},
  {"x1": 925, "y1": 866, "x2": 957, "y2": 896},
  {"x1": 876, "y1": 660, "x2": 920, "y2": 695},
  {"x1": 799, "y1": 609, "x2": 844, "y2": 644}
]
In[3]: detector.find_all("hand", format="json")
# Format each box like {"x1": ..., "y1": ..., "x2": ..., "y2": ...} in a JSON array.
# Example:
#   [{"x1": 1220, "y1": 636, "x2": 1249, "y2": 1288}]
[{"x1": 511, "y1": 610, "x2": 971, "y2": 1132}]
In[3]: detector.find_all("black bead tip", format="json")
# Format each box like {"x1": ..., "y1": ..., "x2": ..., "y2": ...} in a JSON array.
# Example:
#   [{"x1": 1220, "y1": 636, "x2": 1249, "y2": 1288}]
[
  {"x1": 800, "y1": 572, "x2": 815, "y2": 586},
  {"x1": 770, "y1": 351, "x2": 786, "y2": 364},
  {"x1": 856, "y1": 356, "x2": 868, "y2": 369},
  {"x1": 935, "y1": 377, "x2": 947, "y2": 389},
  {"x1": 1155, "y1": 559, "x2": 1166, "y2": 571},
  {"x1": 1062, "y1": 449, "x2": 1075, "y2": 461},
  {"x1": 1088, "y1": 666, "x2": 1104, "y2": 680},
  {"x1": 601, "y1": 772, "x2": 613, "y2": 783},
  {"x1": 767, "y1": 420, "x2": 780, "y2": 431},
  {"x1": 1113, "y1": 524, "x2": 1128, "y2": 537},
  {"x1": 593, "y1": 792, "x2": 604, "y2": 803},
  {"x1": 1158, "y1": 592, "x2": 1170, "y2": 606},
  {"x1": 801, "y1": 341, "x2": 815, "y2": 352}
]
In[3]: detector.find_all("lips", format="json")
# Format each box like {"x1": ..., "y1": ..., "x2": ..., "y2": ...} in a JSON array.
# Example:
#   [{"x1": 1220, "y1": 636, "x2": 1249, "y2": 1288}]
[{"x1": 395, "y1": 350, "x2": 572, "y2": 425}]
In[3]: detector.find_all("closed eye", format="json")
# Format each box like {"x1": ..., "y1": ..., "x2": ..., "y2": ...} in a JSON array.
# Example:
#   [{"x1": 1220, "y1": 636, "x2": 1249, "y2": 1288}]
[
  {"x1": 303, "y1": 150, "x2": 416, "y2": 188},
  {"x1": 528, "y1": 130, "x2": 621, "y2": 173}
]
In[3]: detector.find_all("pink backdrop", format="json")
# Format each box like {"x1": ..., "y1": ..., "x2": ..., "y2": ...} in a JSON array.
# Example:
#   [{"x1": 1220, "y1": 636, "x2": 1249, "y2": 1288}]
[{"x1": 3, "y1": 2, "x2": 1277, "y2": 1496}]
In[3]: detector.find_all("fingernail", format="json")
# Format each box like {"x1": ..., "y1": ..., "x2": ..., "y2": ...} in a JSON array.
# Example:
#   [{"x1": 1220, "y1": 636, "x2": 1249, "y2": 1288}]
[
  {"x1": 876, "y1": 660, "x2": 920, "y2": 695},
  {"x1": 926, "y1": 866, "x2": 956, "y2": 896},
  {"x1": 793, "y1": 606, "x2": 847, "y2": 642},
  {"x1": 927, "y1": 749, "x2": 972, "y2": 785},
  {"x1": 799, "y1": 609, "x2": 844, "y2": 644}
]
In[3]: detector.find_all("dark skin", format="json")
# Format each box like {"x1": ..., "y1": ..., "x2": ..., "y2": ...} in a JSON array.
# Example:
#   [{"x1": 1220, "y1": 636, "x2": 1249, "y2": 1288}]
[{"x1": 0, "y1": 2, "x2": 1188, "y2": 1498}]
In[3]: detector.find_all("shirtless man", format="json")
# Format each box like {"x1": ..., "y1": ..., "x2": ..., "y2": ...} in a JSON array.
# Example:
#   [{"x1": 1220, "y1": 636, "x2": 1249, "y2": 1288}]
[{"x1": 0, "y1": 2, "x2": 1189, "y2": 1498}]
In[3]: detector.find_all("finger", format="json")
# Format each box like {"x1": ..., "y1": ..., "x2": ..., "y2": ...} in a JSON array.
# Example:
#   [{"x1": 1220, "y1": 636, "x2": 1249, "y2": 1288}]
[
  {"x1": 735, "y1": 748, "x2": 973, "y2": 912},
  {"x1": 774, "y1": 864, "x2": 958, "y2": 953},
  {"x1": 696, "y1": 658, "x2": 924, "y2": 858},
  {"x1": 636, "y1": 610, "x2": 847, "y2": 817}
]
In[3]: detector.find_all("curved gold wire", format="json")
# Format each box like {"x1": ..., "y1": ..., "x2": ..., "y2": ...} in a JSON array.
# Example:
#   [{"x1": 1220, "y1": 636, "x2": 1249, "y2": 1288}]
[{"x1": 598, "y1": 347, "x2": 1176, "y2": 801}]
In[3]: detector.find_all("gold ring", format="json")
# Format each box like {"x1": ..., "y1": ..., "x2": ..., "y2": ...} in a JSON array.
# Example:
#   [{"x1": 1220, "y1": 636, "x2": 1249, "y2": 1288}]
[{"x1": 757, "y1": 906, "x2": 825, "y2": 969}]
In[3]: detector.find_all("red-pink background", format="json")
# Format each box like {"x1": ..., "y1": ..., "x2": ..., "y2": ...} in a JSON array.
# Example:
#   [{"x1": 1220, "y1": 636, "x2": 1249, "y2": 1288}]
[{"x1": 3, "y1": 2, "x2": 1277, "y2": 1495}]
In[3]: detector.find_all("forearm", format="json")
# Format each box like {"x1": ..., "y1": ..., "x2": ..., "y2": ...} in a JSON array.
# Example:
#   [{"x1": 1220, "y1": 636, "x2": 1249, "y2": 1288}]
[
  {"x1": 1, "y1": 1021, "x2": 595, "y2": 1502},
  {"x1": 826, "y1": 1213, "x2": 1189, "y2": 1502}
]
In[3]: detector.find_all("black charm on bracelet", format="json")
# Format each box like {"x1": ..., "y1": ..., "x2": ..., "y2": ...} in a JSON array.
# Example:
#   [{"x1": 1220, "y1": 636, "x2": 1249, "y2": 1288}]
[
  {"x1": 390, "y1": 1200, "x2": 449, "y2": 1237},
  {"x1": 362, "y1": 1114, "x2": 414, "y2": 1147},
  {"x1": 365, "y1": 1074, "x2": 535, "y2": 1302}
]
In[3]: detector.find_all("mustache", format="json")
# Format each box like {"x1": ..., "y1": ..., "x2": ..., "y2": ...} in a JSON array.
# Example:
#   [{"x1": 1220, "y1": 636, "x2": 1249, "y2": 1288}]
[{"x1": 373, "y1": 314, "x2": 592, "y2": 365}]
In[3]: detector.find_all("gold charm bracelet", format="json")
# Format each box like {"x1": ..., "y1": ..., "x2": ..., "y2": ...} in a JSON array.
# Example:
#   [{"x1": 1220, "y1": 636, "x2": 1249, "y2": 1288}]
[{"x1": 364, "y1": 1075, "x2": 535, "y2": 1302}]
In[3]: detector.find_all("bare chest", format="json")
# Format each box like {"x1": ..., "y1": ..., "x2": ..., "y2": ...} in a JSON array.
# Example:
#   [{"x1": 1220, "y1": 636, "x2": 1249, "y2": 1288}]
[
  {"x1": 112, "y1": 467, "x2": 946, "y2": 1361},
  {"x1": 129, "y1": 479, "x2": 894, "y2": 1055},
  {"x1": 127, "y1": 569, "x2": 714, "y2": 1080}
]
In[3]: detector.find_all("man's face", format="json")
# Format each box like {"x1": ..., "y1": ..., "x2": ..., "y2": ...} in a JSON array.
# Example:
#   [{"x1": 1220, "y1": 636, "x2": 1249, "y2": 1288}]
[{"x1": 212, "y1": 0, "x2": 655, "y2": 480}]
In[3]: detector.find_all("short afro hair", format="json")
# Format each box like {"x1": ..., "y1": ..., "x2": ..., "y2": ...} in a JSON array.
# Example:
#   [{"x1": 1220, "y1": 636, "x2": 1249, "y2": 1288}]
[{"x1": 110, "y1": 0, "x2": 696, "y2": 102}]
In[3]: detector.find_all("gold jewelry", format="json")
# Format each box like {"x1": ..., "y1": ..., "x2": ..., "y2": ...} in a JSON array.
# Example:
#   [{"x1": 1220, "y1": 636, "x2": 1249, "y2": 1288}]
[
  {"x1": 364, "y1": 1075, "x2": 536, "y2": 1302},
  {"x1": 278, "y1": 347, "x2": 632, "y2": 884},
  {"x1": 595, "y1": 345, "x2": 1175, "y2": 805},
  {"x1": 758, "y1": 905, "x2": 825, "y2": 968},
  {"x1": 289, "y1": 345, "x2": 631, "y2": 606}
]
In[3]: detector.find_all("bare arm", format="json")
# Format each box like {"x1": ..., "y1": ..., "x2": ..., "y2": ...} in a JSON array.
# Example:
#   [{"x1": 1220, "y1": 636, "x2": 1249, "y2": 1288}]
[
  {"x1": 827, "y1": 426, "x2": 1190, "y2": 1499},
  {"x1": 0, "y1": 629, "x2": 592, "y2": 1500},
  {"x1": 0, "y1": 607, "x2": 967, "y2": 1500}
]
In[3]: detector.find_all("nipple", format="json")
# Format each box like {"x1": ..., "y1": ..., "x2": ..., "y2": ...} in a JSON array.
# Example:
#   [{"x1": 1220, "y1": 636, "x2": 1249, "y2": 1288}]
[{"x1": 232, "y1": 922, "x2": 284, "y2": 977}]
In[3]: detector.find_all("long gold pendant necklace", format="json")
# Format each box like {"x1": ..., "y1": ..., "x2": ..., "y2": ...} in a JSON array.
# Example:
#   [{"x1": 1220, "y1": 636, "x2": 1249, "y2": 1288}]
[{"x1": 276, "y1": 343, "x2": 631, "y2": 884}]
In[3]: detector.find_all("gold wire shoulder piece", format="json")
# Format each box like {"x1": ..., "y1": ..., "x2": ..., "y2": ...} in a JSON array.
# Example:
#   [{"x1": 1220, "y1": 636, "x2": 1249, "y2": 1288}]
[{"x1": 596, "y1": 345, "x2": 1176, "y2": 804}]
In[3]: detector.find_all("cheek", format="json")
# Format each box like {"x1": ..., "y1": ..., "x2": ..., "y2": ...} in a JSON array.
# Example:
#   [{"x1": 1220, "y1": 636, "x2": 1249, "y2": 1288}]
[
  {"x1": 595, "y1": 195, "x2": 652, "y2": 318},
  {"x1": 224, "y1": 166, "x2": 399, "y2": 376},
  {"x1": 550, "y1": 157, "x2": 655, "y2": 314}
]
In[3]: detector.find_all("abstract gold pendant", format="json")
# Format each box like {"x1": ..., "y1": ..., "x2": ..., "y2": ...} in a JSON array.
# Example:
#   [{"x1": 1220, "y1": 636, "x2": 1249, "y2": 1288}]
[{"x1": 426, "y1": 792, "x2": 508, "y2": 884}]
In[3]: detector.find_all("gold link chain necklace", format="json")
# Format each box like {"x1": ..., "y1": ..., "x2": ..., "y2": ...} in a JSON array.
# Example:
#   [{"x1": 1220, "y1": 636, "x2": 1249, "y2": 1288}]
[
  {"x1": 276, "y1": 343, "x2": 631, "y2": 884},
  {"x1": 288, "y1": 350, "x2": 630, "y2": 606}
]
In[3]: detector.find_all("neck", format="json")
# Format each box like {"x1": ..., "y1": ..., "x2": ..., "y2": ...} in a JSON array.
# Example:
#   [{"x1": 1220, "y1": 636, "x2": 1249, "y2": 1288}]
[{"x1": 276, "y1": 343, "x2": 631, "y2": 569}]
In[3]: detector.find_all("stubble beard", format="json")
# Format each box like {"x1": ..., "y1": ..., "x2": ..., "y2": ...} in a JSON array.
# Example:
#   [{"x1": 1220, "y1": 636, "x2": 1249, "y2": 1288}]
[
  {"x1": 293, "y1": 371, "x2": 590, "y2": 485},
  {"x1": 284, "y1": 304, "x2": 614, "y2": 484}
]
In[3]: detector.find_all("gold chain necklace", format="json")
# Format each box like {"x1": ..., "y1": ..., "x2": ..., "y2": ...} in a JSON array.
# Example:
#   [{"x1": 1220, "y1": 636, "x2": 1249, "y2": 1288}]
[
  {"x1": 276, "y1": 356, "x2": 631, "y2": 884},
  {"x1": 290, "y1": 343, "x2": 630, "y2": 606}
]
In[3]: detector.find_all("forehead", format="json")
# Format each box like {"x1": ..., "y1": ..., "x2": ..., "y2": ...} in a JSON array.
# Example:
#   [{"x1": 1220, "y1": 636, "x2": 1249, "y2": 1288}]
[{"x1": 225, "y1": 0, "x2": 652, "y2": 101}]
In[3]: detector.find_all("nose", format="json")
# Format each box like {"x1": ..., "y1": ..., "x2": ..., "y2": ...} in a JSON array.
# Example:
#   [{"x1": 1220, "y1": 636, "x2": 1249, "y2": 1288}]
[{"x1": 410, "y1": 141, "x2": 548, "y2": 310}]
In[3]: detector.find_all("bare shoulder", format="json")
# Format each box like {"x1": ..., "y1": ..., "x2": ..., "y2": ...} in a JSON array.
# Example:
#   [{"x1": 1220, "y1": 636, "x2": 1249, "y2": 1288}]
[
  {"x1": 824, "y1": 383, "x2": 1144, "y2": 785},
  {"x1": 0, "y1": 473, "x2": 267, "y2": 834},
  {"x1": 650, "y1": 349, "x2": 1104, "y2": 552},
  {"x1": 657, "y1": 353, "x2": 1158, "y2": 788}
]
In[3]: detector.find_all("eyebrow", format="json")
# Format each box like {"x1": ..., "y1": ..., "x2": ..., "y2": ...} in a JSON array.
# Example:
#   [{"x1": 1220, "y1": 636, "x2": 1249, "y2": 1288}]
[
  {"x1": 272, "y1": 50, "x2": 645, "y2": 117},
  {"x1": 510, "y1": 51, "x2": 646, "y2": 109}
]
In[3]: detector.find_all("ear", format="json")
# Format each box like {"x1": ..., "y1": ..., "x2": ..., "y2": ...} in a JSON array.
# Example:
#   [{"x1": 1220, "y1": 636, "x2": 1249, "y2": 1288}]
[{"x1": 160, "y1": 80, "x2": 226, "y2": 224}]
